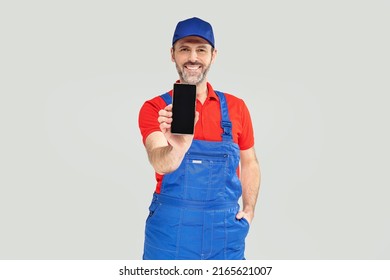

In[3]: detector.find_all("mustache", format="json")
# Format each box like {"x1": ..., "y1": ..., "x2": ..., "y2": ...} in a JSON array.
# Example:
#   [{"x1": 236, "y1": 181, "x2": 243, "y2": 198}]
[{"x1": 184, "y1": 62, "x2": 203, "y2": 67}]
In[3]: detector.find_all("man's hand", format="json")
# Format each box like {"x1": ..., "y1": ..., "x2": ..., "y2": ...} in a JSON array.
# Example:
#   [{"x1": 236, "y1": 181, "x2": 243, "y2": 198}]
[
  {"x1": 236, "y1": 210, "x2": 254, "y2": 224},
  {"x1": 158, "y1": 104, "x2": 199, "y2": 155},
  {"x1": 144, "y1": 104, "x2": 199, "y2": 174}
]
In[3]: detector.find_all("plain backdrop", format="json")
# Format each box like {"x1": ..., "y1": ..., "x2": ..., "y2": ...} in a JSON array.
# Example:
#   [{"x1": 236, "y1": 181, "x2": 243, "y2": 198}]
[{"x1": 1, "y1": 0, "x2": 389, "y2": 259}]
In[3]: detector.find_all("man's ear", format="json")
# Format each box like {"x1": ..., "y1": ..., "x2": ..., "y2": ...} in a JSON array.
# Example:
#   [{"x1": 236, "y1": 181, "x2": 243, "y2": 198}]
[
  {"x1": 170, "y1": 47, "x2": 175, "y2": 62},
  {"x1": 211, "y1": 48, "x2": 218, "y2": 64}
]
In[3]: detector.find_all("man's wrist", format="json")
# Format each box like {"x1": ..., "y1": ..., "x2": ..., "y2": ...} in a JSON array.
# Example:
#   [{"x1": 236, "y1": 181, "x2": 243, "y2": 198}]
[{"x1": 243, "y1": 209, "x2": 255, "y2": 219}]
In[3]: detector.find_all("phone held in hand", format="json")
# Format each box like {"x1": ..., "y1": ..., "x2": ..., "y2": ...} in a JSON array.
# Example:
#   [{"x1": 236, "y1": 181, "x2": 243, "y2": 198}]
[{"x1": 171, "y1": 83, "x2": 197, "y2": 135}]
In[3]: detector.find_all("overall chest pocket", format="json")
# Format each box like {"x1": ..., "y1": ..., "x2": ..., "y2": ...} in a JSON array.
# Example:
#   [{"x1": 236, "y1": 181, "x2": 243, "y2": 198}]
[{"x1": 184, "y1": 153, "x2": 229, "y2": 201}]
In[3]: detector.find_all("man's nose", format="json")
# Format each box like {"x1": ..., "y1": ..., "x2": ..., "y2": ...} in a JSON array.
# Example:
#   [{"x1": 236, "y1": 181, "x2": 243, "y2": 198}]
[{"x1": 188, "y1": 50, "x2": 198, "y2": 62}]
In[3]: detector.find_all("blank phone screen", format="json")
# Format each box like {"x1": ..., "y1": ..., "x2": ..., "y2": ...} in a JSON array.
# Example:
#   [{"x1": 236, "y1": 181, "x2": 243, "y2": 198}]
[{"x1": 171, "y1": 83, "x2": 196, "y2": 134}]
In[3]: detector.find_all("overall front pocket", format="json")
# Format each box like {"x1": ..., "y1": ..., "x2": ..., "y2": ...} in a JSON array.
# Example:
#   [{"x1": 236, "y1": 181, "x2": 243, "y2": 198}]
[{"x1": 184, "y1": 153, "x2": 229, "y2": 201}]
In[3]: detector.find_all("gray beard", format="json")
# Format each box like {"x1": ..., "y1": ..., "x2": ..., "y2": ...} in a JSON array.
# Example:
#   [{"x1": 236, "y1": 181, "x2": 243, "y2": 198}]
[{"x1": 176, "y1": 64, "x2": 211, "y2": 85}]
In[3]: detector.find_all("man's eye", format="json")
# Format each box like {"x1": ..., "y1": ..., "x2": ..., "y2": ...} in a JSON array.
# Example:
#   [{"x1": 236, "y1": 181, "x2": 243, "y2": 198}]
[{"x1": 180, "y1": 48, "x2": 190, "y2": 52}]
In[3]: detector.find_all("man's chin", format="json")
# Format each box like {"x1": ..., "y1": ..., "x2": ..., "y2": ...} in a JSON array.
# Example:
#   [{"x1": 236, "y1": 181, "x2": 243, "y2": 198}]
[{"x1": 183, "y1": 76, "x2": 203, "y2": 85}]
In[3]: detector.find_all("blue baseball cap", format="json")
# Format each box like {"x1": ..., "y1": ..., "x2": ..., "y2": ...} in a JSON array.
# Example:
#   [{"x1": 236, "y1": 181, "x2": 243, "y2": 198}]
[{"x1": 172, "y1": 17, "x2": 215, "y2": 48}]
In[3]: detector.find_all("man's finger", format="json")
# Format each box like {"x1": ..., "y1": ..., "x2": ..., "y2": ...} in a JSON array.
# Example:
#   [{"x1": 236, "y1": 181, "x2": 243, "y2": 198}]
[
  {"x1": 235, "y1": 211, "x2": 245, "y2": 220},
  {"x1": 158, "y1": 109, "x2": 172, "y2": 118},
  {"x1": 158, "y1": 116, "x2": 172, "y2": 124}
]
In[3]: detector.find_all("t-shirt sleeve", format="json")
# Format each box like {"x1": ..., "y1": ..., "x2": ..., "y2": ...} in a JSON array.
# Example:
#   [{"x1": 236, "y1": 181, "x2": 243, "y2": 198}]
[
  {"x1": 237, "y1": 99, "x2": 255, "y2": 150},
  {"x1": 138, "y1": 96, "x2": 166, "y2": 145}
]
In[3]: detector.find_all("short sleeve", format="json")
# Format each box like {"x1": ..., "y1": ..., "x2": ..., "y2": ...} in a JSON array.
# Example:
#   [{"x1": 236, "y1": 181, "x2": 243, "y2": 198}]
[
  {"x1": 237, "y1": 99, "x2": 255, "y2": 150},
  {"x1": 138, "y1": 96, "x2": 168, "y2": 145}
]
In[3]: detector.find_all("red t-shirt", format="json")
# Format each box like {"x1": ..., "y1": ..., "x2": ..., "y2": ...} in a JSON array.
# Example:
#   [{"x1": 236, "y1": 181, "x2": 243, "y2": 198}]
[{"x1": 138, "y1": 82, "x2": 255, "y2": 193}]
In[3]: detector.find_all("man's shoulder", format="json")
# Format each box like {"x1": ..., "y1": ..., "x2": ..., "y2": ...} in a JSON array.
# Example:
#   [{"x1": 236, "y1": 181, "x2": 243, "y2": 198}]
[
  {"x1": 215, "y1": 90, "x2": 245, "y2": 105},
  {"x1": 142, "y1": 91, "x2": 173, "y2": 107}
]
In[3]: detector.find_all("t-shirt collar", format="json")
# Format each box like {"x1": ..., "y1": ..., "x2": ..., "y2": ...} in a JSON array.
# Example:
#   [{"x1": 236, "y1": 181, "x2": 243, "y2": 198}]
[{"x1": 206, "y1": 82, "x2": 218, "y2": 100}]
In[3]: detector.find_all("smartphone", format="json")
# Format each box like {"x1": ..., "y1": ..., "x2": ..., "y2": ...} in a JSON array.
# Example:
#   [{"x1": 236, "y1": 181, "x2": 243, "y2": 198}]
[{"x1": 171, "y1": 83, "x2": 197, "y2": 135}]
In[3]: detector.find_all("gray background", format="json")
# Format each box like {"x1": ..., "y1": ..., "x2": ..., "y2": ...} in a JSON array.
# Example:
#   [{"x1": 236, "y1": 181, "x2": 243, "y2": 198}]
[{"x1": 1, "y1": 0, "x2": 389, "y2": 259}]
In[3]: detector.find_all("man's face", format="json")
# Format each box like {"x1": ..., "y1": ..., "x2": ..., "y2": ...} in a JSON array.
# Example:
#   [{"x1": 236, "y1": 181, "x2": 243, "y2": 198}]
[{"x1": 171, "y1": 36, "x2": 217, "y2": 85}]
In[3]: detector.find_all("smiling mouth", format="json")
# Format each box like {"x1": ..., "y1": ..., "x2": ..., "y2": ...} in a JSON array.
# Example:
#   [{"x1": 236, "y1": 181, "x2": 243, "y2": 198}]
[{"x1": 185, "y1": 64, "x2": 201, "y2": 71}]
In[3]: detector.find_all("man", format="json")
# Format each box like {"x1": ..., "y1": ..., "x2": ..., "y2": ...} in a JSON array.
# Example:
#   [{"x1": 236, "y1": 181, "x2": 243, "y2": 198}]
[{"x1": 138, "y1": 17, "x2": 260, "y2": 260}]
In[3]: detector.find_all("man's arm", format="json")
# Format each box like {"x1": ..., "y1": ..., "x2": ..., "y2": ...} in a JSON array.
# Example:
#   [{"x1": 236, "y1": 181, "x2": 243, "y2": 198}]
[
  {"x1": 145, "y1": 131, "x2": 186, "y2": 174},
  {"x1": 236, "y1": 146, "x2": 261, "y2": 224},
  {"x1": 145, "y1": 104, "x2": 198, "y2": 174}
]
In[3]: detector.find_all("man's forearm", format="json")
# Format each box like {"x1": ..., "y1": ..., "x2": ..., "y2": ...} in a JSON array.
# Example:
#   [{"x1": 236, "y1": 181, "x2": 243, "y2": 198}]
[
  {"x1": 147, "y1": 145, "x2": 185, "y2": 174},
  {"x1": 241, "y1": 158, "x2": 261, "y2": 215}
]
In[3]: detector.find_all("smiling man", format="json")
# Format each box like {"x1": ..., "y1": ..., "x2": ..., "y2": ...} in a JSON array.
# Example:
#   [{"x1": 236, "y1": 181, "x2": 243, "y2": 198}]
[
  {"x1": 173, "y1": 37, "x2": 213, "y2": 85},
  {"x1": 138, "y1": 17, "x2": 261, "y2": 260}
]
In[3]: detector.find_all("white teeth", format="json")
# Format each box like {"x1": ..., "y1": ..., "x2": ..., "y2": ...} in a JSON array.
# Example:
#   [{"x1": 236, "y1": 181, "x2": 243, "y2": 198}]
[{"x1": 186, "y1": 65, "x2": 200, "y2": 70}]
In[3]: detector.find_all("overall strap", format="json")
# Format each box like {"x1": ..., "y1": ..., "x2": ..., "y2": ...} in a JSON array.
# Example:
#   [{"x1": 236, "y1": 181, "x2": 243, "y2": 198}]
[
  {"x1": 215, "y1": 91, "x2": 233, "y2": 141},
  {"x1": 160, "y1": 92, "x2": 172, "y2": 105}
]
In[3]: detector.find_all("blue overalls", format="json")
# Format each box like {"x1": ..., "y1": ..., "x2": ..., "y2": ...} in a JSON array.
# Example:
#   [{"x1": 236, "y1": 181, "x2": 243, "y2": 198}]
[{"x1": 143, "y1": 91, "x2": 249, "y2": 260}]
